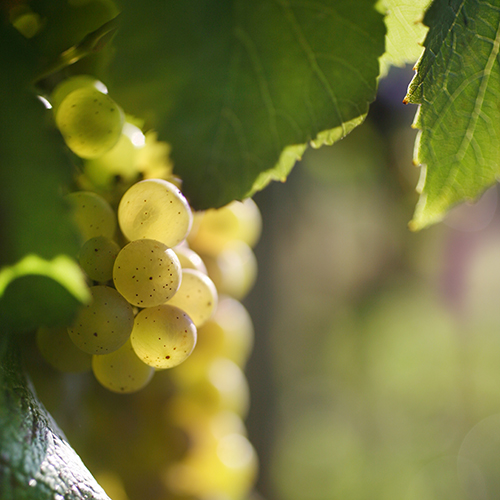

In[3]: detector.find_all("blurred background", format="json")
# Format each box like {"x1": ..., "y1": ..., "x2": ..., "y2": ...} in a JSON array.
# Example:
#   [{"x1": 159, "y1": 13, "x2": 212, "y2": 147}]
[{"x1": 246, "y1": 65, "x2": 500, "y2": 500}]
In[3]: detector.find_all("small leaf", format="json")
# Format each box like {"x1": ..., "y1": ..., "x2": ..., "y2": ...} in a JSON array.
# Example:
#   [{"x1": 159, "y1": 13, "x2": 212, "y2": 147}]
[
  {"x1": 109, "y1": 0, "x2": 386, "y2": 209},
  {"x1": 404, "y1": 0, "x2": 500, "y2": 230}
]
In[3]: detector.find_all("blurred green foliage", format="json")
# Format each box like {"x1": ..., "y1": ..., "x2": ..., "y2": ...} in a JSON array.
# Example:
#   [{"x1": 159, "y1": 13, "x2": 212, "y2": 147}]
[{"x1": 248, "y1": 66, "x2": 500, "y2": 500}]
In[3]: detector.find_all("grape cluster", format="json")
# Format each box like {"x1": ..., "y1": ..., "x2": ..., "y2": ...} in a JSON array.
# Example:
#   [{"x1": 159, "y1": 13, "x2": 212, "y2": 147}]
[{"x1": 35, "y1": 75, "x2": 262, "y2": 499}]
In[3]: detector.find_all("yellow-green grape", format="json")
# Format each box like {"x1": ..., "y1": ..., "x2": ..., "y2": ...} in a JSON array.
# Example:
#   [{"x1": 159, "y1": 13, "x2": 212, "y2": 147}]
[
  {"x1": 83, "y1": 122, "x2": 145, "y2": 188},
  {"x1": 170, "y1": 357, "x2": 250, "y2": 417},
  {"x1": 68, "y1": 285, "x2": 134, "y2": 355},
  {"x1": 166, "y1": 269, "x2": 218, "y2": 327},
  {"x1": 117, "y1": 178, "x2": 193, "y2": 247},
  {"x1": 173, "y1": 245, "x2": 208, "y2": 274},
  {"x1": 50, "y1": 75, "x2": 108, "y2": 114},
  {"x1": 66, "y1": 191, "x2": 117, "y2": 241},
  {"x1": 166, "y1": 421, "x2": 258, "y2": 500},
  {"x1": 78, "y1": 236, "x2": 120, "y2": 282},
  {"x1": 131, "y1": 304, "x2": 197, "y2": 369},
  {"x1": 92, "y1": 339, "x2": 155, "y2": 393},
  {"x1": 188, "y1": 198, "x2": 262, "y2": 255},
  {"x1": 113, "y1": 239, "x2": 181, "y2": 308},
  {"x1": 199, "y1": 296, "x2": 254, "y2": 367},
  {"x1": 169, "y1": 296, "x2": 254, "y2": 385},
  {"x1": 36, "y1": 326, "x2": 92, "y2": 372},
  {"x1": 202, "y1": 240, "x2": 257, "y2": 300},
  {"x1": 55, "y1": 86, "x2": 124, "y2": 159}
]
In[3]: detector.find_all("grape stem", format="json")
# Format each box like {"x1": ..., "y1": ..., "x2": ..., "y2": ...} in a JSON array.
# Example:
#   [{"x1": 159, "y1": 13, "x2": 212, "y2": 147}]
[{"x1": 34, "y1": 14, "x2": 121, "y2": 86}]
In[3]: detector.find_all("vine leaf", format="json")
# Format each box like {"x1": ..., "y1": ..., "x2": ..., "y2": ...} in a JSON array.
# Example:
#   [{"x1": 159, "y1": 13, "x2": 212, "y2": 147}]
[
  {"x1": 109, "y1": 0, "x2": 386, "y2": 210},
  {"x1": 379, "y1": 0, "x2": 431, "y2": 74},
  {"x1": 405, "y1": 0, "x2": 500, "y2": 230},
  {"x1": 0, "y1": 342, "x2": 111, "y2": 500}
]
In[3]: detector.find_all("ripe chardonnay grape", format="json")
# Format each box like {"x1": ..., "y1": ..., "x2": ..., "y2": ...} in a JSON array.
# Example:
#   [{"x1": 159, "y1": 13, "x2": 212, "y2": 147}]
[
  {"x1": 118, "y1": 178, "x2": 193, "y2": 247},
  {"x1": 50, "y1": 75, "x2": 108, "y2": 114},
  {"x1": 66, "y1": 191, "x2": 116, "y2": 242},
  {"x1": 166, "y1": 268, "x2": 218, "y2": 327},
  {"x1": 92, "y1": 339, "x2": 155, "y2": 393},
  {"x1": 202, "y1": 240, "x2": 257, "y2": 300},
  {"x1": 188, "y1": 198, "x2": 262, "y2": 254},
  {"x1": 83, "y1": 122, "x2": 145, "y2": 188},
  {"x1": 177, "y1": 296, "x2": 254, "y2": 374},
  {"x1": 78, "y1": 235, "x2": 120, "y2": 282},
  {"x1": 113, "y1": 239, "x2": 182, "y2": 308},
  {"x1": 55, "y1": 86, "x2": 124, "y2": 159},
  {"x1": 68, "y1": 285, "x2": 134, "y2": 355},
  {"x1": 131, "y1": 304, "x2": 197, "y2": 369},
  {"x1": 173, "y1": 245, "x2": 208, "y2": 274}
]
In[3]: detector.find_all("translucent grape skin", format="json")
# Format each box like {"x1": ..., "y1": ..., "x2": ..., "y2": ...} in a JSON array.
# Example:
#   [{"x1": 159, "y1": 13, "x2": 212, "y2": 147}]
[
  {"x1": 78, "y1": 235, "x2": 120, "y2": 282},
  {"x1": 55, "y1": 86, "x2": 124, "y2": 159},
  {"x1": 173, "y1": 295, "x2": 254, "y2": 379},
  {"x1": 66, "y1": 191, "x2": 117, "y2": 242},
  {"x1": 36, "y1": 326, "x2": 92, "y2": 372},
  {"x1": 113, "y1": 239, "x2": 182, "y2": 308},
  {"x1": 173, "y1": 245, "x2": 208, "y2": 274},
  {"x1": 68, "y1": 285, "x2": 134, "y2": 355},
  {"x1": 188, "y1": 198, "x2": 262, "y2": 255},
  {"x1": 202, "y1": 240, "x2": 257, "y2": 300},
  {"x1": 50, "y1": 75, "x2": 108, "y2": 114},
  {"x1": 131, "y1": 304, "x2": 197, "y2": 369},
  {"x1": 83, "y1": 122, "x2": 145, "y2": 188},
  {"x1": 118, "y1": 178, "x2": 193, "y2": 248},
  {"x1": 166, "y1": 268, "x2": 218, "y2": 327},
  {"x1": 92, "y1": 339, "x2": 155, "y2": 393}
]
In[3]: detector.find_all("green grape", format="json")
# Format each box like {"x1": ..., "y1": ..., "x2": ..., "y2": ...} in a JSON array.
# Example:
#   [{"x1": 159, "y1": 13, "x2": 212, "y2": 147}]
[
  {"x1": 173, "y1": 245, "x2": 208, "y2": 274},
  {"x1": 202, "y1": 240, "x2": 257, "y2": 300},
  {"x1": 36, "y1": 326, "x2": 92, "y2": 372},
  {"x1": 167, "y1": 424, "x2": 258, "y2": 500},
  {"x1": 170, "y1": 357, "x2": 250, "y2": 418},
  {"x1": 188, "y1": 198, "x2": 262, "y2": 255},
  {"x1": 92, "y1": 339, "x2": 155, "y2": 393},
  {"x1": 68, "y1": 285, "x2": 134, "y2": 355},
  {"x1": 168, "y1": 296, "x2": 254, "y2": 385},
  {"x1": 55, "y1": 86, "x2": 124, "y2": 159},
  {"x1": 50, "y1": 75, "x2": 108, "y2": 114},
  {"x1": 206, "y1": 296, "x2": 254, "y2": 367},
  {"x1": 66, "y1": 191, "x2": 117, "y2": 242},
  {"x1": 166, "y1": 268, "x2": 218, "y2": 327},
  {"x1": 197, "y1": 296, "x2": 254, "y2": 369},
  {"x1": 118, "y1": 178, "x2": 193, "y2": 247},
  {"x1": 83, "y1": 122, "x2": 145, "y2": 188},
  {"x1": 113, "y1": 239, "x2": 182, "y2": 308},
  {"x1": 78, "y1": 236, "x2": 120, "y2": 283},
  {"x1": 131, "y1": 304, "x2": 197, "y2": 369}
]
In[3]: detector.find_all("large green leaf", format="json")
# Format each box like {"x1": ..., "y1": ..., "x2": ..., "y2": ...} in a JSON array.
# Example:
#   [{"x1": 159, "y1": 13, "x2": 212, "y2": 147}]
[
  {"x1": 404, "y1": 0, "x2": 500, "y2": 230},
  {"x1": 0, "y1": 25, "x2": 89, "y2": 332},
  {"x1": 109, "y1": 0, "x2": 386, "y2": 209}
]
